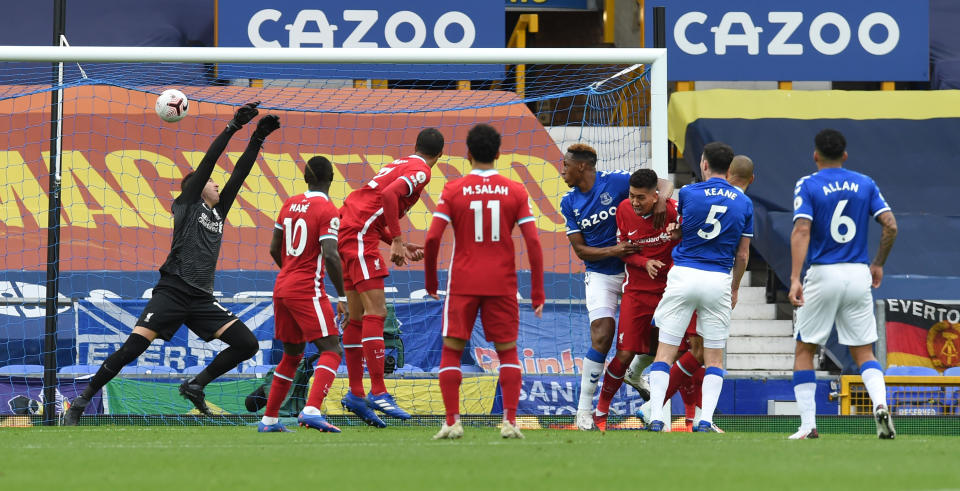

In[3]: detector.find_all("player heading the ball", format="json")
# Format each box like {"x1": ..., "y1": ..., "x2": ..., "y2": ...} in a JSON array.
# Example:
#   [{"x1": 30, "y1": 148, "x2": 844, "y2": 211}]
[
  {"x1": 337, "y1": 127, "x2": 445, "y2": 427},
  {"x1": 424, "y1": 123, "x2": 545, "y2": 440},
  {"x1": 63, "y1": 102, "x2": 280, "y2": 425}
]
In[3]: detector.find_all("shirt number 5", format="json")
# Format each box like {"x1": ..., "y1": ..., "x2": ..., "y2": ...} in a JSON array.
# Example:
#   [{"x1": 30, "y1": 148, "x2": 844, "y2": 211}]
[{"x1": 697, "y1": 205, "x2": 728, "y2": 240}]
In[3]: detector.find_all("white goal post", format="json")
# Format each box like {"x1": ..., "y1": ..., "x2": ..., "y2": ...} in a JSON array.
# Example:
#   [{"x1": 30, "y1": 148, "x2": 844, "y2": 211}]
[{"x1": 0, "y1": 46, "x2": 668, "y2": 177}]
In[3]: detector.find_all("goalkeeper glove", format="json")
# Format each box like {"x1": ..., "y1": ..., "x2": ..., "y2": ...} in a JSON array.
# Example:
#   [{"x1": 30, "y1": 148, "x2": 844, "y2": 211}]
[
  {"x1": 226, "y1": 101, "x2": 260, "y2": 131},
  {"x1": 252, "y1": 115, "x2": 281, "y2": 142}
]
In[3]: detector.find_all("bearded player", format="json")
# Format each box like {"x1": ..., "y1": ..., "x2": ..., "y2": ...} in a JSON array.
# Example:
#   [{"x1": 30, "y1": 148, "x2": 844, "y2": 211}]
[
  {"x1": 338, "y1": 128, "x2": 445, "y2": 426},
  {"x1": 257, "y1": 156, "x2": 348, "y2": 433},
  {"x1": 424, "y1": 123, "x2": 544, "y2": 440}
]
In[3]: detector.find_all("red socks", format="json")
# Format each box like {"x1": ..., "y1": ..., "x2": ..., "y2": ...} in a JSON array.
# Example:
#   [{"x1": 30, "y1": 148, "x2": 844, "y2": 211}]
[
  {"x1": 497, "y1": 348, "x2": 522, "y2": 425},
  {"x1": 362, "y1": 315, "x2": 387, "y2": 394},
  {"x1": 264, "y1": 353, "x2": 302, "y2": 418},
  {"x1": 438, "y1": 346, "x2": 463, "y2": 426},
  {"x1": 596, "y1": 357, "x2": 627, "y2": 416},
  {"x1": 343, "y1": 319, "x2": 365, "y2": 397},
  {"x1": 305, "y1": 351, "x2": 342, "y2": 410},
  {"x1": 665, "y1": 351, "x2": 701, "y2": 401}
]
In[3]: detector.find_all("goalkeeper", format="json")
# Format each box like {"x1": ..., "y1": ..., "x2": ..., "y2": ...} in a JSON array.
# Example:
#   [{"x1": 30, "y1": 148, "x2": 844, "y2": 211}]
[{"x1": 63, "y1": 102, "x2": 280, "y2": 425}]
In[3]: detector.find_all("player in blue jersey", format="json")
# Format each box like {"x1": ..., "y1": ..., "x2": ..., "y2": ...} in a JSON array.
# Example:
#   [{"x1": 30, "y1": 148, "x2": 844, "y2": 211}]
[
  {"x1": 559, "y1": 143, "x2": 673, "y2": 430},
  {"x1": 644, "y1": 142, "x2": 752, "y2": 433},
  {"x1": 788, "y1": 129, "x2": 898, "y2": 440}
]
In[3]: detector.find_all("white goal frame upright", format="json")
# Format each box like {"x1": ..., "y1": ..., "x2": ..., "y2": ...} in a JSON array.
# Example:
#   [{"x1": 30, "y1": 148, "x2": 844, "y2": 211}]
[{"x1": 1, "y1": 46, "x2": 668, "y2": 177}]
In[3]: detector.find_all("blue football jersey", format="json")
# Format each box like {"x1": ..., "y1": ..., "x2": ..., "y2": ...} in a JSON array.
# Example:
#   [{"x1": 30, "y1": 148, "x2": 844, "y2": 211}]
[
  {"x1": 793, "y1": 167, "x2": 890, "y2": 265},
  {"x1": 672, "y1": 178, "x2": 754, "y2": 273},
  {"x1": 560, "y1": 170, "x2": 631, "y2": 274}
]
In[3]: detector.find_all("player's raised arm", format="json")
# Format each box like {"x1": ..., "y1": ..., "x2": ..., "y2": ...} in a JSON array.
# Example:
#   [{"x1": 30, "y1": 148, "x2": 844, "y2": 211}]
[
  {"x1": 179, "y1": 101, "x2": 261, "y2": 204},
  {"x1": 871, "y1": 211, "x2": 898, "y2": 288},
  {"x1": 218, "y1": 114, "x2": 280, "y2": 214}
]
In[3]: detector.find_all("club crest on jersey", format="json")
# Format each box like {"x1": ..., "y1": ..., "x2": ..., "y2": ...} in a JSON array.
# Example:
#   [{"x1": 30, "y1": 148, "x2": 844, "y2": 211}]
[{"x1": 600, "y1": 192, "x2": 613, "y2": 206}]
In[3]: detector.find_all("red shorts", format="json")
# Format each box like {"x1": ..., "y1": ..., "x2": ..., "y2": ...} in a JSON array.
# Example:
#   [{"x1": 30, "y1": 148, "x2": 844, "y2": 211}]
[
  {"x1": 338, "y1": 224, "x2": 389, "y2": 292},
  {"x1": 619, "y1": 292, "x2": 698, "y2": 354},
  {"x1": 442, "y1": 294, "x2": 519, "y2": 343},
  {"x1": 273, "y1": 296, "x2": 338, "y2": 343}
]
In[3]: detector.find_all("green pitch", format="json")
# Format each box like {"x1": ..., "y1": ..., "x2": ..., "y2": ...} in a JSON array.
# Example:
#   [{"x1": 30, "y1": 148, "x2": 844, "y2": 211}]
[{"x1": 0, "y1": 426, "x2": 953, "y2": 490}]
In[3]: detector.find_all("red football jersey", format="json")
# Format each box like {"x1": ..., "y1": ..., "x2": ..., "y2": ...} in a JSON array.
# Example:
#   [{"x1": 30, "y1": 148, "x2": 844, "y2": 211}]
[
  {"x1": 434, "y1": 169, "x2": 535, "y2": 296},
  {"x1": 273, "y1": 191, "x2": 340, "y2": 298},
  {"x1": 340, "y1": 155, "x2": 431, "y2": 239},
  {"x1": 616, "y1": 198, "x2": 679, "y2": 293}
]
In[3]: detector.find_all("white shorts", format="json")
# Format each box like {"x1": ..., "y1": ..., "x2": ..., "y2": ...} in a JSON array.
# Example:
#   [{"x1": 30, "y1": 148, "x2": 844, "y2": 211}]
[
  {"x1": 794, "y1": 263, "x2": 877, "y2": 346},
  {"x1": 653, "y1": 265, "x2": 732, "y2": 343},
  {"x1": 584, "y1": 271, "x2": 624, "y2": 322}
]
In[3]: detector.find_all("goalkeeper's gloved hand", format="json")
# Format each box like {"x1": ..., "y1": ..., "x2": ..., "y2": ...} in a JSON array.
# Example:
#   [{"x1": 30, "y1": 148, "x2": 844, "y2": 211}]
[
  {"x1": 252, "y1": 114, "x2": 281, "y2": 141},
  {"x1": 226, "y1": 101, "x2": 260, "y2": 131}
]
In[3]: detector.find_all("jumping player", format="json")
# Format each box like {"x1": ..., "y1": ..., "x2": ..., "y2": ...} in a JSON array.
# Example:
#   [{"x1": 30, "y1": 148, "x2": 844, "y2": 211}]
[
  {"x1": 257, "y1": 156, "x2": 348, "y2": 433},
  {"x1": 559, "y1": 144, "x2": 673, "y2": 430},
  {"x1": 645, "y1": 142, "x2": 753, "y2": 433},
  {"x1": 63, "y1": 103, "x2": 279, "y2": 424},
  {"x1": 424, "y1": 123, "x2": 545, "y2": 440},
  {"x1": 789, "y1": 129, "x2": 897, "y2": 440},
  {"x1": 338, "y1": 128, "x2": 445, "y2": 426}
]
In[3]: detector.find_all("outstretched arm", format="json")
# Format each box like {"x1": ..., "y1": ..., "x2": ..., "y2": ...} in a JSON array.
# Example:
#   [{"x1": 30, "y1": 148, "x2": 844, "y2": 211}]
[
  {"x1": 519, "y1": 221, "x2": 545, "y2": 317},
  {"x1": 567, "y1": 233, "x2": 639, "y2": 262},
  {"x1": 871, "y1": 211, "x2": 898, "y2": 288},
  {"x1": 179, "y1": 129, "x2": 237, "y2": 204},
  {"x1": 218, "y1": 115, "x2": 280, "y2": 214},
  {"x1": 423, "y1": 215, "x2": 448, "y2": 298}
]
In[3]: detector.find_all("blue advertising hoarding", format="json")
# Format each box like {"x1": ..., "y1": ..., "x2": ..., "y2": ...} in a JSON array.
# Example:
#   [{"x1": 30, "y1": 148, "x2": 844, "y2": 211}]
[
  {"x1": 505, "y1": 0, "x2": 599, "y2": 11},
  {"x1": 217, "y1": 0, "x2": 504, "y2": 80},
  {"x1": 645, "y1": 0, "x2": 928, "y2": 81}
]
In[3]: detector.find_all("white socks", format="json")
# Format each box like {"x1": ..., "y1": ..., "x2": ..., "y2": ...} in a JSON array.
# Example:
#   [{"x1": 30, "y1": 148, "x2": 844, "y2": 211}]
[{"x1": 793, "y1": 382, "x2": 817, "y2": 430}]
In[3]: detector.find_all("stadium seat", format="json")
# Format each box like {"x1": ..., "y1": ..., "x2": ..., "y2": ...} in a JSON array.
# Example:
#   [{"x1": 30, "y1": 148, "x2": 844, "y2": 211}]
[
  {"x1": 58, "y1": 364, "x2": 100, "y2": 376},
  {"x1": 243, "y1": 365, "x2": 274, "y2": 375},
  {"x1": 0, "y1": 364, "x2": 44, "y2": 376},
  {"x1": 943, "y1": 367, "x2": 960, "y2": 413},
  {"x1": 461, "y1": 364, "x2": 486, "y2": 373},
  {"x1": 119, "y1": 366, "x2": 178, "y2": 375},
  {"x1": 392, "y1": 364, "x2": 423, "y2": 374},
  {"x1": 884, "y1": 365, "x2": 942, "y2": 415}
]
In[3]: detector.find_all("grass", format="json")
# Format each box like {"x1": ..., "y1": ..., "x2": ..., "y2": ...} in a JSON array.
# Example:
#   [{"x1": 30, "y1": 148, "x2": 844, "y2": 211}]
[{"x1": 0, "y1": 425, "x2": 955, "y2": 491}]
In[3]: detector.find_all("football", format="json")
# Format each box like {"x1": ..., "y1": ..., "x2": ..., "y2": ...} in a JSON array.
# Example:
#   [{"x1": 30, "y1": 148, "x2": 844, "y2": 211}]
[{"x1": 155, "y1": 89, "x2": 189, "y2": 123}]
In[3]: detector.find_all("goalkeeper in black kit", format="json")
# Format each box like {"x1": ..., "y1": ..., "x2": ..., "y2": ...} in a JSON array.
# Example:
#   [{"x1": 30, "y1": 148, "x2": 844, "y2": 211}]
[{"x1": 63, "y1": 102, "x2": 280, "y2": 425}]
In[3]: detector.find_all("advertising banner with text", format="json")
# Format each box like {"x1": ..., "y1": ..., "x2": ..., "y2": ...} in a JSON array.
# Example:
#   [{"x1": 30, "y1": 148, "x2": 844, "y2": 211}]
[
  {"x1": 646, "y1": 0, "x2": 928, "y2": 81},
  {"x1": 217, "y1": 0, "x2": 504, "y2": 80}
]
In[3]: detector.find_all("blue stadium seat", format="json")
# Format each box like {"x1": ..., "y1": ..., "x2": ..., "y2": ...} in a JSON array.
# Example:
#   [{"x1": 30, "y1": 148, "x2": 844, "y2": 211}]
[
  {"x1": 943, "y1": 367, "x2": 960, "y2": 413},
  {"x1": 392, "y1": 364, "x2": 423, "y2": 374},
  {"x1": 244, "y1": 365, "x2": 274, "y2": 375},
  {"x1": 884, "y1": 365, "x2": 942, "y2": 415},
  {"x1": 119, "y1": 366, "x2": 178, "y2": 375},
  {"x1": 461, "y1": 364, "x2": 486, "y2": 374},
  {"x1": 0, "y1": 364, "x2": 44, "y2": 376},
  {"x1": 58, "y1": 364, "x2": 100, "y2": 376},
  {"x1": 337, "y1": 364, "x2": 349, "y2": 374}
]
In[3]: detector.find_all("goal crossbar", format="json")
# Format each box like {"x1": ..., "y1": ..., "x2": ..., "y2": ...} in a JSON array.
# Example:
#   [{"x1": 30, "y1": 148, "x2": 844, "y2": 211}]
[{"x1": 0, "y1": 46, "x2": 668, "y2": 177}]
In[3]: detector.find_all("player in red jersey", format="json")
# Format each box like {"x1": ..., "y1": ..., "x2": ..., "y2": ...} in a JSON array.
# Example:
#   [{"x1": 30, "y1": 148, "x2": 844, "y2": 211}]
[
  {"x1": 258, "y1": 156, "x2": 348, "y2": 433},
  {"x1": 592, "y1": 168, "x2": 683, "y2": 431},
  {"x1": 338, "y1": 127, "x2": 445, "y2": 425},
  {"x1": 424, "y1": 124, "x2": 545, "y2": 440}
]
